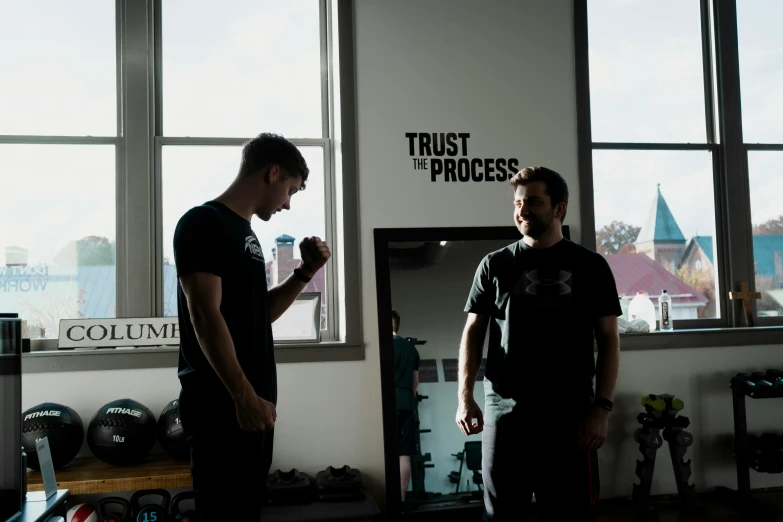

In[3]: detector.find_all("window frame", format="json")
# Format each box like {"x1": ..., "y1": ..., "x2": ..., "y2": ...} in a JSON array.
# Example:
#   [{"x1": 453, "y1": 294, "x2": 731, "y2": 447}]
[
  {"x1": 19, "y1": 0, "x2": 363, "y2": 371},
  {"x1": 575, "y1": 0, "x2": 783, "y2": 344}
]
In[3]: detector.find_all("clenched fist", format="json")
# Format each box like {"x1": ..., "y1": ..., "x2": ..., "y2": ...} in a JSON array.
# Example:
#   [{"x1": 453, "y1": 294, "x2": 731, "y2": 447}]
[{"x1": 299, "y1": 236, "x2": 331, "y2": 278}]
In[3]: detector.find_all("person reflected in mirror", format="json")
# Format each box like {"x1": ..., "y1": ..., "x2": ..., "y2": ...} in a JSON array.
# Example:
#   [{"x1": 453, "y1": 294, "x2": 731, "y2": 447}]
[
  {"x1": 173, "y1": 133, "x2": 331, "y2": 522},
  {"x1": 455, "y1": 166, "x2": 621, "y2": 522},
  {"x1": 392, "y1": 309, "x2": 420, "y2": 502}
]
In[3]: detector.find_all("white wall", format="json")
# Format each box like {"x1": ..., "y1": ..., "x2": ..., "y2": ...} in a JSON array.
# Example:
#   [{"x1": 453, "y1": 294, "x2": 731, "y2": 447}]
[{"x1": 19, "y1": 0, "x2": 782, "y2": 514}]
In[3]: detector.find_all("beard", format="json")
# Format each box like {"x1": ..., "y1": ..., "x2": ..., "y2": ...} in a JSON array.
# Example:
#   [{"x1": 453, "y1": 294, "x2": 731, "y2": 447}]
[{"x1": 519, "y1": 211, "x2": 554, "y2": 239}]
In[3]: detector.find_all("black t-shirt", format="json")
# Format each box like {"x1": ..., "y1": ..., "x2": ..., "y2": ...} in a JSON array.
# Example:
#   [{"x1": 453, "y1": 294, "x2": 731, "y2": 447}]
[
  {"x1": 464, "y1": 238, "x2": 621, "y2": 424},
  {"x1": 173, "y1": 200, "x2": 277, "y2": 407},
  {"x1": 393, "y1": 335, "x2": 420, "y2": 411}
]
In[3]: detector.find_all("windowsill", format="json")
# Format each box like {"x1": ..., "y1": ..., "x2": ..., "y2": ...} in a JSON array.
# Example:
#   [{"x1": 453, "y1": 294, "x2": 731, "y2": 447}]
[
  {"x1": 615, "y1": 325, "x2": 783, "y2": 351},
  {"x1": 21, "y1": 342, "x2": 365, "y2": 373}
]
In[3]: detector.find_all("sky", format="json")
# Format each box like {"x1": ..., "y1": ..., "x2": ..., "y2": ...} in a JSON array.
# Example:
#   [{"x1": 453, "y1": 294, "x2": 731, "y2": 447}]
[{"x1": 0, "y1": 0, "x2": 780, "y2": 320}]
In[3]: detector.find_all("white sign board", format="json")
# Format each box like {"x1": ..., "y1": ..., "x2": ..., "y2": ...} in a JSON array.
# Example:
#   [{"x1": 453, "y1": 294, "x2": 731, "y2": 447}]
[
  {"x1": 58, "y1": 317, "x2": 180, "y2": 349},
  {"x1": 272, "y1": 292, "x2": 322, "y2": 343}
]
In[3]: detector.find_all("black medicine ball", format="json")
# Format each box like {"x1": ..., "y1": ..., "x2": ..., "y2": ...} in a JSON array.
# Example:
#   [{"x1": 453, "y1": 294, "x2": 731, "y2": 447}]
[
  {"x1": 87, "y1": 399, "x2": 157, "y2": 465},
  {"x1": 21, "y1": 402, "x2": 84, "y2": 470},
  {"x1": 157, "y1": 399, "x2": 189, "y2": 461}
]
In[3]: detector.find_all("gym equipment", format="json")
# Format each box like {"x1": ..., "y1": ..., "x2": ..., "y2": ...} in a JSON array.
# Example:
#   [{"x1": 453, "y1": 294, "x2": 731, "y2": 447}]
[
  {"x1": 157, "y1": 399, "x2": 188, "y2": 461},
  {"x1": 96, "y1": 497, "x2": 131, "y2": 522},
  {"x1": 267, "y1": 469, "x2": 313, "y2": 505},
  {"x1": 87, "y1": 399, "x2": 157, "y2": 465},
  {"x1": 448, "y1": 441, "x2": 483, "y2": 495},
  {"x1": 632, "y1": 393, "x2": 701, "y2": 516},
  {"x1": 407, "y1": 394, "x2": 440, "y2": 503},
  {"x1": 315, "y1": 465, "x2": 364, "y2": 501},
  {"x1": 747, "y1": 433, "x2": 783, "y2": 474},
  {"x1": 22, "y1": 402, "x2": 84, "y2": 470},
  {"x1": 130, "y1": 489, "x2": 170, "y2": 522},
  {"x1": 733, "y1": 370, "x2": 783, "y2": 398},
  {"x1": 171, "y1": 491, "x2": 196, "y2": 521},
  {"x1": 66, "y1": 503, "x2": 98, "y2": 522}
]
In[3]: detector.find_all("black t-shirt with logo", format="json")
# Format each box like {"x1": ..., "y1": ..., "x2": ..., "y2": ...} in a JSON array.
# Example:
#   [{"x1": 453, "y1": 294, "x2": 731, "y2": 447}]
[
  {"x1": 464, "y1": 238, "x2": 621, "y2": 425},
  {"x1": 173, "y1": 200, "x2": 277, "y2": 408},
  {"x1": 393, "y1": 335, "x2": 420, "y2": 411}
]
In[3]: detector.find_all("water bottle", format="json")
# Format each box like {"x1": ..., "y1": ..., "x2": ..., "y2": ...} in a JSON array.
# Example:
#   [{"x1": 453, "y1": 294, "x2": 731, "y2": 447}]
[{"x1": 659, "y1": 289, "x2": 673, "y2": 331}]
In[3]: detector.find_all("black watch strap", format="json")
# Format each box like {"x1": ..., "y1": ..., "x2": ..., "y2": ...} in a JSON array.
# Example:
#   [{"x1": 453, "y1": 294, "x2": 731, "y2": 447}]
[
  {"x1": 293, "y1": 268, "x2": 312, "y2": 283},
  {"x1": 594, "y1": 397, "x2": 613, "y2": 412}
]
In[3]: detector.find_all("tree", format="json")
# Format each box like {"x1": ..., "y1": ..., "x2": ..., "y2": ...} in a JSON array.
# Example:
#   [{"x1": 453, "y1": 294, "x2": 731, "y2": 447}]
[
  {"x1": 54, "y1": 236, "x2": 116, "y2": 266},
  {"x1": 753, "y1": 215, "x2": 783, "y2": 235},
  {"x1": 596, "y1": 221, "x2": 641, "y2": 255}
]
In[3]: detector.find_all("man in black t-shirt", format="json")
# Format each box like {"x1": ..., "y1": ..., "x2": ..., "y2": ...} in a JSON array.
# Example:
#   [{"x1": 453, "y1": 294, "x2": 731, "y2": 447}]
[
  {"x1": 173, "y1": 133, "x2": 331, "y2": 522},
  {"x1": 455, "y1": 166, "x2": 621, "y2": 521},
  {"x1": 391, "y1": 309, "x2": 420, "y2": 501}
]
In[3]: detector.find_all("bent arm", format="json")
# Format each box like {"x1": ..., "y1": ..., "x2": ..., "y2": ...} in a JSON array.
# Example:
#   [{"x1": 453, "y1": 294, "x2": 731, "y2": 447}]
[
  {"x1": 413, "y1": 370, "x2": 419, "y2": 397},
  {"x1": 267, "y1": 268, "x2": 311, "y2": 323},
  {"x1": 180, "y1": 272, "x2": 254, "y2": 401},
  {"x1": 594, "y1": 315, "x2": 620, "y2": 402},
  {"x1": 458, "y1": 313, "x2": 489, "y2": 402}
]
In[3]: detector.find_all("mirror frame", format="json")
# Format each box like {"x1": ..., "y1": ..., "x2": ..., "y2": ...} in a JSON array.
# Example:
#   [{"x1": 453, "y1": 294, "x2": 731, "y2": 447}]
[{"x1": 373, "y1": 225, "x2": 570, "y2": 519}]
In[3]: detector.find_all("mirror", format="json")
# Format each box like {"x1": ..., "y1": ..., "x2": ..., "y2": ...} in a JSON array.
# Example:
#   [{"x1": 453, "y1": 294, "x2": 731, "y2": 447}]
[{"x1": 374, "y1": 226, "x2": 570, "y2": 519}]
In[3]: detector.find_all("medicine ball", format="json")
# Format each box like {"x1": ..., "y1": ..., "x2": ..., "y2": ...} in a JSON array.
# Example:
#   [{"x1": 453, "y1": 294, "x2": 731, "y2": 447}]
[
  {"x1": 158, "y1": 399, "x2": 189, "y2": 461},
  {"x1": 21, "y1": 402, "x2": 84, "y2": 470},
  {"x1": 66, "y1": 503, "x2": 98, "y2": 522},
  {"x1": 87, "y1": 398, "x2": 157, "y2": 465}
]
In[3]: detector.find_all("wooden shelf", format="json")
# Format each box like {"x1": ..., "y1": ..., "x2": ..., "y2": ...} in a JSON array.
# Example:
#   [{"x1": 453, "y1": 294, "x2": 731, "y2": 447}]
[{"x1": 26, "y1": 454, "x2": 192, "y2": 495}]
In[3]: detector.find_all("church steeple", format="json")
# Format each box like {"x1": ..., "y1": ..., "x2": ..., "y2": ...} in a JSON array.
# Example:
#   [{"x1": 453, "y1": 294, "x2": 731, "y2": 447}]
[
  {"x1": 635, "y1": 184, "x2": 687, "y2": 271},
  {"x1": 636, "y1": 184, "x2": 686, "y2": 244}
]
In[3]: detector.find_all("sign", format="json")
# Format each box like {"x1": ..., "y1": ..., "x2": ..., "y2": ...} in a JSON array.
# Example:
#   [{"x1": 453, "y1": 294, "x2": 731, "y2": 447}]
[
  {"x1": 0, "y1": 265, "x2": 49, "y2": 293},
  {"x1": 405, "y1": 132, "x2": 520, "y2": 183},
  {"x1": 442, "y1": 358, "x2": 487, "y2": 382},
  {"x1": 58, "y1": 317, "x2": 180, "y2": 349},
  {"x1": 418, "y1": 359, "x2": 438, "y2": 383}
]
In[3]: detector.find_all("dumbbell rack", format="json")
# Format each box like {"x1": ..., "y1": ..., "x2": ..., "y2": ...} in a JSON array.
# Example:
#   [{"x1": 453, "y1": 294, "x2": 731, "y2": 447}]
[{"x1": 729, "y1": 374, "x2": 783, "y2": 498}]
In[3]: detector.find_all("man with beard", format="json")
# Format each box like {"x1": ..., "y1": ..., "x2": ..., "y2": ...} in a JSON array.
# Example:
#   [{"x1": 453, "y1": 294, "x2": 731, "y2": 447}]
[{"x1": 455, "y1": 166, "x2": 621, "y2": 521}]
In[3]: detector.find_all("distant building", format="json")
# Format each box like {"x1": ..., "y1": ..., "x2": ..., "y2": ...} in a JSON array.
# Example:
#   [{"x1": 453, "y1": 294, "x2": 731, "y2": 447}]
[{"x1": 634, "y1": 184, "x2": 687, "y2": 273}]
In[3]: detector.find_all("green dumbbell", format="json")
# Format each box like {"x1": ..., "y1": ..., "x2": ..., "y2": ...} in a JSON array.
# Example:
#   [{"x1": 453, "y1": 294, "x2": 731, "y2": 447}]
[
  {"x1": 642, "y1": 395, "x2": 666, "y2": 412},
  {"x1": 672, "y1": 398, "x2": 685, "y2": 411}
]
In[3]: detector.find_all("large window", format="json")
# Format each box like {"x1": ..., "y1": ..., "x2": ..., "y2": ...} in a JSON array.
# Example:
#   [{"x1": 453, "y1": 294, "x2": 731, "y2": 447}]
[
  {"x1": 158, "y1": 1, "x2": 333, "y2": 336},
  {"x1": 582, "y1": 0, "x2": 783, "y2": 328},
  {"x1": 2, "y1": 0, "x2": 353, "y2": 358},
  {"x1": 0, "y1": 1, "x2": 118, "y2": 340}
]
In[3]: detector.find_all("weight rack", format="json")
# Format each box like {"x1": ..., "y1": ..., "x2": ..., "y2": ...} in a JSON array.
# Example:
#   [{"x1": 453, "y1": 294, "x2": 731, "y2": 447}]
[{"x1": 716, "y1": 371, "x2": 783, "y2": 517}]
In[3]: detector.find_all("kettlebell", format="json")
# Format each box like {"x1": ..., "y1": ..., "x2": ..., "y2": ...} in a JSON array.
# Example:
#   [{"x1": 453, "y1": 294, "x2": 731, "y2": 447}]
[
  {"x1": 171, "y1": 491, "x2": 196, "y2": 521},
  {"x1": 130, "y1": 489, "x2": 171, "y2": 522},
  {"x1": 97, "y1": 497, "x2": 132, "y2": 522}
]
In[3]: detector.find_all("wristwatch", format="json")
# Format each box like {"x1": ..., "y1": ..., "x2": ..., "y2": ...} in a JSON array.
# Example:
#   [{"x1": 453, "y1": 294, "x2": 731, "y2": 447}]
[
  {"x1": 293, "y1": 267, "x2": 312, "y2": 283},
  {"x1": 593, "y1": 397, "x2": 613, "y2": 412}
]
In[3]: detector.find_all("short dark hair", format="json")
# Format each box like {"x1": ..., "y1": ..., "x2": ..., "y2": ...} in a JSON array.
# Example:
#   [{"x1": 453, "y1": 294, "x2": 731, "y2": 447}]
[
  {"x1": 509, "y1": 166, "x2": 569, "y2": 221},
  {"x1": 392, "y1": 309, "x2": 401, "y2": 333},
  {"x1": 239, "y1": 133, "x2": 309, "y2": 190}
]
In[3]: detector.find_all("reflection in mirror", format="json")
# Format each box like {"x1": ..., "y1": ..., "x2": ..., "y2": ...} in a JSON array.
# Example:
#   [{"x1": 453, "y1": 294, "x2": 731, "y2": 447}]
[{"x1": 388, "y1": 238, "x2": 512, "y2": 513}]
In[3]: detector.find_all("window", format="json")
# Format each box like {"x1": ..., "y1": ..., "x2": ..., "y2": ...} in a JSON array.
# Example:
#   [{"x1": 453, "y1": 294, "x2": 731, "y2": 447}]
[
  {"x1": 580, "y1": 0, "x2": 782, "y2": 330},
  {"x1": 737, "y1": 1, "x2": 783, "y2": 319},
  {"x1": 158, "y1": 0, "x2": 335, "y2": 340},
  {"x1": 0, "y1": 2, "x2": 118, "y2": 340},
  {"x1": 586, "y1": 0, "x2": 721, "y2": 325},
  {"x1": 3, "y1": 0, "x2": 358, "y2": 366}
]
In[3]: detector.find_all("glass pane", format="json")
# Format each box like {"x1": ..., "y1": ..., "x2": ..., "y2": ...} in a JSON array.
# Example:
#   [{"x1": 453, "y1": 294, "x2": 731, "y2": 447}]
[
  {"x1": 0, "y1": 145, "x2": 116, "y2": 340},
  {"x1": 593, "y1": 150, "x2": 719, "y2": 324},
  {"x1": 161, "y1": 145, "x2": 328, "y2": 332},
  {"x1": 0, "y1": 1, "x2": 116, "y2": 136},
  {"x1": 161, "y1": 0, "x2": 322, "y2": 138},
  {"x1": 748, "y1": 152, "x2": 783, "y2": 318},
  {"x1": 737, "y1": 1, "x2": 783, "y2": 143},
  {"x1": 587, "y1": 0, "x2": 706, "y2": 143}
]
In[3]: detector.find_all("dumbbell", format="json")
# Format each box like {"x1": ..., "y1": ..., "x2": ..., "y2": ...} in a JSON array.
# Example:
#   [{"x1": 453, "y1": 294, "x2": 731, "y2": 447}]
[
  {"x1": 171, "y1": 492, "x2": 196, "y2": 522},
  {"x1": 97, "y1": 497, "x2": 131, "y2": 522},
  {"x1": 130, "y1": 489, "x2": 171, "y2": 522},
  {"x1": 641, "y1": 395, "x2": 666, "y2": 412},
  {"x1": 634, "y1": 428, "x2": 662, "y2": 449}
]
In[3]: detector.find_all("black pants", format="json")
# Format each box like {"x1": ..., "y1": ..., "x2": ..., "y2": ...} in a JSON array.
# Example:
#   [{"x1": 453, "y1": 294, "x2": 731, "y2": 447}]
[
  {"x1": 179, "y1": 387, "x2": 274, "y2": 522},
  {"x1": 481, "y1": 414, "x2": 599, "y2": 521},
  {"x1": 397, "y1": 410, "x2": 415, "y2": 457}
]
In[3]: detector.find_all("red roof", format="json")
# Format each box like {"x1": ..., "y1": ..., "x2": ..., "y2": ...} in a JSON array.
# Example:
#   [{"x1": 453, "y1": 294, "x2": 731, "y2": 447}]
[{"x1": 604, "y1": 254, "x2": 707, "y2": 305}]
